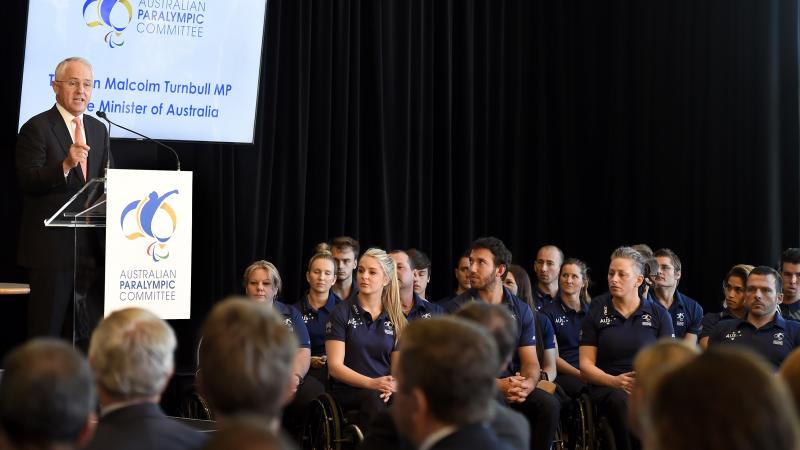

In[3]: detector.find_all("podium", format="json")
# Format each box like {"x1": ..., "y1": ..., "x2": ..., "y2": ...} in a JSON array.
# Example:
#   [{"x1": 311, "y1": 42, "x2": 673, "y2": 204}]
[
  {"x1": 44, "y1": 169, "x2": 193, "y2": 345},
  {"x1": 44, "y1": 177, "x2": 107, "y2": 346}
]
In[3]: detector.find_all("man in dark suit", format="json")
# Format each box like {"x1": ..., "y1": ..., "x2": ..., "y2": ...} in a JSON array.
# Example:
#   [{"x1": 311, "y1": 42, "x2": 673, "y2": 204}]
[
  {"x1": 84, "y1": 308, "x2": 206, "y2": 450},
  {"x1": 0, "y1": 339, "x2": 97, "y2": 450},
  {"x1": 392, "y1": 317, "x2": 514, "y2": 450},
  {"x1": 16, "y1": 56, "x2": 110, "y2": 340}
]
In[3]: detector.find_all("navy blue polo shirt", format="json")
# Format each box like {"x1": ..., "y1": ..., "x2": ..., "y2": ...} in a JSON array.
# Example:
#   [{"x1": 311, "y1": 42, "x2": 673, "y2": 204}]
[
  {"x1": 655, "y1": 291, "x2": 703, "y2": 338},
  {"x1": 325, "y1": 299, "x2": 397, "y2": 385},
  {"x1": 405, "y1": 294, "x2": 445, "y2": 322},
  {"x1": 780, "y1": 301, "x2": 800, "y2": 322},
  {"x1": 294, "y1": 292, "x2": 341, "y2": 356},
  {"x1": 332, "y1": 279, "x2": 360, "y2": 302},
  {"x1": 533, "y1": 287, "x2": 557, "y2": 311},
  {"x1": 541, "y1": 297, "x2": 588, "y2": 369},
  {"x1": 580, "y1": 296, "x2": 675, "y2": 376},
  {"x1": 699, "y1": 308, "x2": 739, "y2": 340},
  {"x1": 274, "y1": 301, "x2": 311, "y2": 349},
  {"x1": 444, "y1": 287, "x2": 536, "y2": 378},
  {"x1": 709, "y1": 313, "x2": 800, "y2": 368}
]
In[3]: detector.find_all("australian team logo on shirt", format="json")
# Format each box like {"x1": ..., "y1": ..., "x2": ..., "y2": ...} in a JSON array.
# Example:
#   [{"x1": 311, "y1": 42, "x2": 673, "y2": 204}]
[
  {"x1": 383, "y1": 321, "x2": 395, "y2": 336},
  {"x1": 420, "y1": 312, "x2": 432, "y2": 320},
  {"x1": 283, "y1": 317, "x2": 295, "y2": 332},
  {"x1": 641, "y1": 314, "x2": 653, "y2": 328},
  {"x1": 302, "y1": 312, "x2": 314, "y2": 324},
  {"x1": 599, "y1": 306, "x2": 613, "y2": 326},
  {"x1": 774, "y1": 332, "x2": 785, "y2": 346},
  {"x1": 555, "y1": 315, "x2": 568, "y2": 327},
  {"x1": 675, "y1": 312, "x2": 686, "y2": 327},
  {"x1": 725, "y1": 330, "x2": 743, "y2": 341}
]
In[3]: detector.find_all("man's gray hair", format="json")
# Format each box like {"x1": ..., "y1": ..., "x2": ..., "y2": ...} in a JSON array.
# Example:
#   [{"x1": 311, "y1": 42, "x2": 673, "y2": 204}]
[
  {"x1": 54, "y1": 56, "x2": 93, "y2": 79},
  {"x1": 89, "y1": 307, "x2": 176, "y2": 399}
]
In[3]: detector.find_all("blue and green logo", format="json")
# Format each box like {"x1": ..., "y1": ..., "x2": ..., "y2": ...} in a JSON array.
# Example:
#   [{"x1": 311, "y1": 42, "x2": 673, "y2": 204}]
[{"x1": 83, "y1": 0, "x2": 133, "y2": 48}]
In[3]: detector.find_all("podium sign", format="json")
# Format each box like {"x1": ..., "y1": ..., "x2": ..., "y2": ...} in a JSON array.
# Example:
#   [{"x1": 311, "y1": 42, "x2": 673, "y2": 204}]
[{"x1": 104, "y1": 169, "x2": 193, "y2": 319}]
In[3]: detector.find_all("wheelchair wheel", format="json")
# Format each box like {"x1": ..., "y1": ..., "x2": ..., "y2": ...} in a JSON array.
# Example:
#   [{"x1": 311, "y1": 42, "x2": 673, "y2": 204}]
[
  {"x1": 176, "y1": 389, "x2": 214, "y2": 421},
  {"x1": 596, "y1": 416, "x2": 616, "y2": 450},
  {"x1": 573, "y1": 393, "x2": 595, "y2": 450},
  {"x1": 300, "y1": 393, "x2": 342, "y2": 450}
]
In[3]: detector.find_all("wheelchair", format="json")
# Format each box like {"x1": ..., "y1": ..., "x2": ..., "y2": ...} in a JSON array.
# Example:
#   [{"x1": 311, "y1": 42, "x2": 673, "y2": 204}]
[
  {"x1": 563, "y1": 391, "x2": 616, "y2": 450},
  {"x1": 298, "y1": 392, "x2": 364, "y2": 450}
]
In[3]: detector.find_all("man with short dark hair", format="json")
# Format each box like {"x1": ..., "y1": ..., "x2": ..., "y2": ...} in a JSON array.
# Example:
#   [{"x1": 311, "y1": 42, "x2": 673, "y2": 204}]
[
  {"x1": 652, "y1": 248, "x2": 703, "y2": 343},
  {"x1": 85, "y1": 308, "x2": 206, "y2": 450},
  {"x1": 0, "y1": 338, "x2": 96, "y2": 450},
  {"x1": 709, "y1": 266, "x2": 800, "y2": 368},
  {"x1": 390, "y1": 250, "x2": 444, "y2": 321},
  {"x1": 198, "y1": 298, "x2": 298, "y2": 427},
  {"x1": 532, "y1": 245, "x2": 563, "y2": 310},
  {"x1": 392, "y1": 317, "x2": 514, "y2": 450},
  {"x1": 407, "y1": 248, "x2": 432, "y2": 300},
  {"x1": 780, "y1": 248, "x2": 800, "y2": 322},
  {"x1": 442, "y1": 237, "x2": 559, "y2": 450},
  {"x1": 331, "y1": 236, "x2": 360, "y2": 301}
]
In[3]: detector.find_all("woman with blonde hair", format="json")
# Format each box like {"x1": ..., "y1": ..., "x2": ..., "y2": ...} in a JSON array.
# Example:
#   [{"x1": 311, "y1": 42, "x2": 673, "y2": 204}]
[{"x1": 325, "y1": 247, "x2": 407, "y2": 426}]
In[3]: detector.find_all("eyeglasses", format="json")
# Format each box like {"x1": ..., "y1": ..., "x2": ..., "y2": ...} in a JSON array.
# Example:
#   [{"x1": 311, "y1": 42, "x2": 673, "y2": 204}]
[{"x1": 55, "y1": 79, "x2": 93, "y2": 90}]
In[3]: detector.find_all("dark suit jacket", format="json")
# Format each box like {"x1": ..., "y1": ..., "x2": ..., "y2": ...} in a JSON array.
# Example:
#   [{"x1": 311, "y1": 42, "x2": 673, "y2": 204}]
[
  {"x1": 83, "y1": 402, "x2": 207, "y2": 450},
  {"x1": 360, "y1": 403, "x2": 526, "y2": 450},
  {"x1": 16, "y1": 105, "x2": 109, "y2": 270},
  {"x1": 431, "y1": 424, "x2": 515, "y2": 450}
]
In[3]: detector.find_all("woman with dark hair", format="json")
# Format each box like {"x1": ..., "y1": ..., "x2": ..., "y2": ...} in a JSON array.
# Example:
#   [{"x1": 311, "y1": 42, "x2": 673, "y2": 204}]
[
  {"x1": 540, "y1": 258, "x2": 590, "y2": 398},
  {"x1": 579, "y1": 247, "x2": 674, "y2": 450},
  {"x1": 325, "y1": 248, "x2": 408, "y2": 427},
  {"x1": 504, "y1": 264, "x2": 534, "y2": 308},
  {"x1": 698, "y1": 264, "x2": 754, "y2": 350}
]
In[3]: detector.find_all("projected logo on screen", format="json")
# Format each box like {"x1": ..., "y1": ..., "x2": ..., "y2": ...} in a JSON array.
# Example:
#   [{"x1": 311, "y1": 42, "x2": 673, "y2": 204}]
[
  {"x1": 120, "y1": 190, "x2": 179, "y2": 262},
  {"x1": 83, "y1": 0, "x2": 133, "y2": 48}
]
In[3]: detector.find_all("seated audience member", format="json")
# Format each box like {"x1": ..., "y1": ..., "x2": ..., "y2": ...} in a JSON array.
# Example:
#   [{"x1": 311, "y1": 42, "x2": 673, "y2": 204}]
[
  {"x1": 392, "y1": 317, "x2": 514, "y2": 450},
  {"x1": 779, "y1": 347, "x2": 800, "y2": 417},
  {"x1": 243, "y1": 260, "x2": 325, "y2": 422},
  {"x1": 360, "y1": 304, "x2": 530, "y2": 450},
  {"x1": 505, "y1": 264, "x2": 535, "y2": 307},
  {"x1": 506, "y1": 264, "x2": 558, "y2": 384},
  {"x1": 390, "y1": 250, "x2": 444, "y2": 321},
  {"x1": 532, "y1": 245, "x2": 564, "y2": 310},
  {"x1": 325, "y1": 248, "x2": 408, "y2": 427},
  {"x1": 652, "y1": 249, "x2": 704, "y2": 343},
  {"x1": 541, "y1": 258, "x2": 591, "y2": 398},
  {"x1": 407, "y1": 248, "x2": 432, "y2": 300},
  {"x1": 590, "y1": 244, "x2": 657, "y2": 311},
  {"x1": 580, "y1": 246, "x2": 674, "y2": 450},
  {"x1": 437, "y1": 252, "x2": 471, "y2": 303},
  {"x1": 198, "y1": 298, "x2": 298, "y2": 429},
  {"x1": 203, "y1": 415, "x2": 296, "y2": 450},
  {"x1": 331, "y1": 236, "x2": 360, "y2": 301},
  {"x1": 293, "y1": 247, "x2": 341, "y2": 384},
  {"x1": 627, "y1": 339, "x2": 699, "y2": 440},
  {"x1": 780, "y1": 248, "x2": 800, "y2": 321},
  {"x1": 85, "y1": 308, "x2": 206, "y2": 450},
  {"x1": 708, "y1": 266, "x2": 800, "y2": 368},
  {"x1": 0, "y1": 339, "x2": 96, "y2": 450},
  {"x1": 645, "y1": 347, "x2": 799, "y2": 450},
  {"x1": 443, "y1": 237, "x2": 558, "y2": 450},
  {"x1": 698, "y1": 264, "x2": 753, "y2": 350}
]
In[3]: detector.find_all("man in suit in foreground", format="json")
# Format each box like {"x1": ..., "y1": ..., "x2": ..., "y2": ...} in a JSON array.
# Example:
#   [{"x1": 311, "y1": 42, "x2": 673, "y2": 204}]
[
  {"x1": 0, "y1": 338, "x2": 96, "y2": 450},
  {"x1": 16, "y1": 56, "x2": 110, "y2": 340},
  {"x1": 391, "y1": 317, "x2": 514, "y2": 450},
  {"x1": 84, "y1": 308, "x2": 206, "y2": 450}
]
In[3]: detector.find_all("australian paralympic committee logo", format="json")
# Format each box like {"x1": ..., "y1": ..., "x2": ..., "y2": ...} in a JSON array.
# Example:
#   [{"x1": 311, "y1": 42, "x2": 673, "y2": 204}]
[
  {"x1": 120, "y1": 190, "x2": 179, "y2": 262},
  {"x1": 83, "y1": 0, "x2": 133, "y2": 48}
]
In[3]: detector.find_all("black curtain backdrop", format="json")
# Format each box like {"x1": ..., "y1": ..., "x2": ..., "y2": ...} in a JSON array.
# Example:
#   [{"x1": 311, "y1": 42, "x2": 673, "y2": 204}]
[{"x1": 2, "y1": 0, "x2": 799, "y2": 367}]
